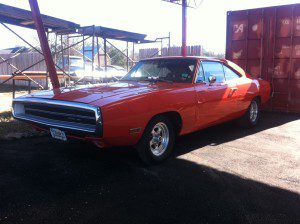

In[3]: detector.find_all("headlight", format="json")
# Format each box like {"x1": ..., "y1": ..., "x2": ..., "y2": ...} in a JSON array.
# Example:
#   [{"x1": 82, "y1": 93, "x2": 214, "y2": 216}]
[
  {"x1": 95, "y1": 107, "x2": 103, "y2": 136},
  {"x1": 12, "y1": 101, "x2": 25, "y2": 117},
  {"x1": 96, "y1": 107, "x2": 102, "y2": 125}
]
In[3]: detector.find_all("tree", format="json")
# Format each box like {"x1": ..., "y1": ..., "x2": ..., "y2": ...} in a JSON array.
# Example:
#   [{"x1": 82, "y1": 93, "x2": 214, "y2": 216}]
[{"x1": 107, "y1": 46, "x2": 127, "y2": 68}]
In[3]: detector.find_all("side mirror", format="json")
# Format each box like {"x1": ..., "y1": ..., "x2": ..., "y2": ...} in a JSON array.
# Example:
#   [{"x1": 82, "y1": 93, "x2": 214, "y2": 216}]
[{"x1": 208, "y1": 75, "x2": 217, "y2": 85}]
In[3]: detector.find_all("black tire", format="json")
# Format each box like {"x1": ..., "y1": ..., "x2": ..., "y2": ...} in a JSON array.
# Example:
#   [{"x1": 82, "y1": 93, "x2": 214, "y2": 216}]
[
  {"x1": 136, "y1": 116, "x2": 175, "y2": 165},
  {"x1": 237, "y1": 97, "x2": 261, "y2": 128}
]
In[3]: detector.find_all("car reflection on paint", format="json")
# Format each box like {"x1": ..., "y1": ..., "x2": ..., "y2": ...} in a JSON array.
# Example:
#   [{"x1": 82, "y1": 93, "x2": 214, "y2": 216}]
[{"x1": 59, "y1": 55, "x2": 127, "y2": 82}]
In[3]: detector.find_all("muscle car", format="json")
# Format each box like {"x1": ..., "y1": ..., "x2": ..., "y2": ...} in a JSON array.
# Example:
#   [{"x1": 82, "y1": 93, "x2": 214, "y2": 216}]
[{"x1": 12, "y1": 57, "x2": 271, "y2": 164}]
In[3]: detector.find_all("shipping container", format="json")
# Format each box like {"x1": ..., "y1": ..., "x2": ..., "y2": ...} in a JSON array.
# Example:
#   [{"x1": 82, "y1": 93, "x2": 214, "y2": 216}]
[{"x1": 226, "y1": 3, "x2": 300, "y2": 113}]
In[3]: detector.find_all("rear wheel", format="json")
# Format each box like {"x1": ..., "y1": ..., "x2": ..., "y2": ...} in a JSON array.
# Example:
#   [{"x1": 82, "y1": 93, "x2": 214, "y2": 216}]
[
  {"x1": 136, "y1": 116, "x2": 174, "y2": 165},
  {"x1": 238, "y1": 98, "x2": 260, "y2": 128}
]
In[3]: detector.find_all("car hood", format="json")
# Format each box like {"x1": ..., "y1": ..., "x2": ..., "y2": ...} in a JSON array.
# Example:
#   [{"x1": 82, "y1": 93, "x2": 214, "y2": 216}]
[{"x1": 20, "y1": 81, "x2": 173, "y2": 106}]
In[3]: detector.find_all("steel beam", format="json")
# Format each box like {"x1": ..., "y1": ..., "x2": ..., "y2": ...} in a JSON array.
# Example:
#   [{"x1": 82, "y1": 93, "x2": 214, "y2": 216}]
[
  {"x1": 182, "y1": 0, "x2": 187, "y2": 57},
  {"x1": 28, "y1": 0, "x2": 60, "y2": 89}
]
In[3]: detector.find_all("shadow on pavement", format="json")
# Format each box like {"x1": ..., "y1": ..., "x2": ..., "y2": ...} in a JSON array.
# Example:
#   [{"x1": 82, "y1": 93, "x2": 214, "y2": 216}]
[{"x1": 0, "y1": 112, "x2": 299, "y2": 223}]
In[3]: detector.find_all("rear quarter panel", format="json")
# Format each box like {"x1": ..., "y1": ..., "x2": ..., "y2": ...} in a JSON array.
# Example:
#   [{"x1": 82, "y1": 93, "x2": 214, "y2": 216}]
[
  {"x1": 258, "y1": 79, "x2": 271, "y2": 105},
  {"x1": 236, "y1": 76, "x2": 270, "y2": 112}
]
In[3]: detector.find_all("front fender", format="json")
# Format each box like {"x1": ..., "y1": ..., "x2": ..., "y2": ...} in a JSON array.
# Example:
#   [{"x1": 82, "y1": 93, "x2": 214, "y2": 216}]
[{"x1": 98, "y1": 86, "x2": 197, "y2": 146}]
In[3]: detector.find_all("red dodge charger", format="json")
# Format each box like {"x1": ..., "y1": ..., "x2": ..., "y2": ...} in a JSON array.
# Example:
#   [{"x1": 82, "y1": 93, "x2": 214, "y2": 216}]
[{"x1": 13, "y1": 57, "x2": 271, "y2": 164}]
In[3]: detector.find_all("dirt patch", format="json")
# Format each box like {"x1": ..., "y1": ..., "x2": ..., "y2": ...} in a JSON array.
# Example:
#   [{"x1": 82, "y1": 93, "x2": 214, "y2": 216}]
[
  {"x1": 0, "y1": 110, "x2": 44, "y2": 140},
  {"x1": 0, "y1": 85, "x2": 44, "y2": 140}
]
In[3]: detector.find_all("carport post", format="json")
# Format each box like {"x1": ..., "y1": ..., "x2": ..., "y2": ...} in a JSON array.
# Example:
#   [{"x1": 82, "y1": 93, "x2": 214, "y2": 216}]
[
  {"x1": 28, "y1": 80, "x2": 32, "y2": 94},
  {"x1": 168, "y1": 32, "x2": 171, "y2": 56},
  {"x1": 28, "y1": 0, "x2": 60, "y2": 89},
  {"x1": 182, "y1": 0, "x2": 187, "y2": 57},
  {"x1": 132, "y1": 42, "x2": 135, "y2": 67},
  {"x1": 96, "y1": 37, "x2": 100, "y2": 68},
  {"x1": 12, "y1": 79, "x2": 15, "y2": 98},
  {"x1": 104, "y1": 38, "x2": 107, "y2": 72},
  {"x1": 126, "y1": 41, "x2": 129, "y2": 71}
]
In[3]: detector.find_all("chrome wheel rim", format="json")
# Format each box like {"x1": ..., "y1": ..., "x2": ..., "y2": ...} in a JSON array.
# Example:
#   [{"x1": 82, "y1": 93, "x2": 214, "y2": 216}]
[
  {"x1": 149, "y1": 122, "x2": 169, "y2": 156},
  {"x1": 249, "y1": 101, "x2": 258, "y2": 123}
]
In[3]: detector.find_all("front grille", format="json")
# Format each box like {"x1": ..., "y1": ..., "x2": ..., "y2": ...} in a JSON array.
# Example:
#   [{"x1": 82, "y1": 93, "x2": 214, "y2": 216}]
[
  {"x1": 24, "y1": 104, "x2": 96, "y2": 125},
  {"x1": 13, "y1": 98, "x2": 102, "y2": 135}
]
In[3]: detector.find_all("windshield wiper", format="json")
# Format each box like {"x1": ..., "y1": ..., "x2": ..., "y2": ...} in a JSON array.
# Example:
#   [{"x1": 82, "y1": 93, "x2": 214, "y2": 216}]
[{"x1": 147, "y1": 76, "x2": 173, "y2": 83}]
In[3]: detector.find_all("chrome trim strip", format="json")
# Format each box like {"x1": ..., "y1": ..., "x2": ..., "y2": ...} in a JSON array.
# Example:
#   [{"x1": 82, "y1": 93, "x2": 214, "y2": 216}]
[
  {"x1": 24, "y1": 108, "x2": 95, "y2": 121},
  {"x1": 15, "y1": 114, "x2": 95, "y2": 133},
  {"x1": 12, "y1": 97, "x2": 102, "y2": 134}
]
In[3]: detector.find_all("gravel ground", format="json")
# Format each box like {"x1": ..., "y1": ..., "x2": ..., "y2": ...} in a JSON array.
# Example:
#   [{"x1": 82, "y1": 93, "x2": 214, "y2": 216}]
[
  {"x1": 0, "y1": 87, "x2": 42, "y2": 139},
  {"x1": 0, "y1": 112, "x2": 299, "y2": 224}
]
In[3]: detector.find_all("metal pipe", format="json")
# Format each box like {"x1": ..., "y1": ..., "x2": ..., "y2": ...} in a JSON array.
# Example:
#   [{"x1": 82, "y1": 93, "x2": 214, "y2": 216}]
[
  {"x1": 104, "y1": 38, "x2": 107, "y2": 72},
  {"x1": 160, "y1": 39, "x2": 163, "y2": 57},
  {"x1": 182, "y1": 0, "x2": 187, "y2": 57},
  {"x1": 92, "y1": 25, "x2": 95, "y2": 72},
  {"x1": 12, "y1": 79, "x2": 15, "y2": 98},
  {"x1": 0, "y1": 56, "x2": 44, "y2": 88},
  {"x1": 28, "y1": 80, "x2": 32, "y2": 94},
  {"x1": 61, "y1": 35, "x2": 65, "y2": 73},
  {"x1": 106, "y1": 39, "x2": 134, "y2": 63},
  {"x1": 28, "y1": 0, "x2": 60, "y2": 89},
  {"x1": 92, "y1": 26, "x2": 95, "y2": 83},
  {"x1": 47, "y1": 31, "x2": 51, "y2": 89},
  {"x1": 97, "y1": 37, "x2": 100, "y2": 68},
  {"x1": 1, "y1": 23, "x2": 42, "y2": 54},
  {"x1": 83, "y1": 35, "x2": 85, "y2": 70},
  {"x1": 67, "y1": 34, "x2": 71, "y2": 85},
  {"x1": 1, "y1": 21, "x2": 81, "y2": 79},
  {"x1": 126, "y1": 41, "x2": 129, "y2": 71},
  {"x1": 168, "y1": 32, "x2": 171, "y2": 56},
  {"x1": 132, "y1": 42, "x2": 135, "y2": 66}
]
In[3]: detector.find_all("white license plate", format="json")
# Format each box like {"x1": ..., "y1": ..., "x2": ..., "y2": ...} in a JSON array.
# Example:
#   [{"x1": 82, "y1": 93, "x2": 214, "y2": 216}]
[{"x1": 50, "y1": 128, "x2": 67, "y2": 141}]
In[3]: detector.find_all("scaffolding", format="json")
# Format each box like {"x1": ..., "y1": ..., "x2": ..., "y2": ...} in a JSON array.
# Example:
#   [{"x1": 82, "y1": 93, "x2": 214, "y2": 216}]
[{"x1": 0, "y1": 3, "x2": 170, "y2": 96}]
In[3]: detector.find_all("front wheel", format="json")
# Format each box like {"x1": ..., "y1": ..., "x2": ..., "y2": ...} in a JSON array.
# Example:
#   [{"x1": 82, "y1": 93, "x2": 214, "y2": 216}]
[
  {"x1": 237, "y1": 98, "x2": 260, "y2": 128},
  {"x1": 136, "y1": 116, "x2": 175, "y2": 165}
]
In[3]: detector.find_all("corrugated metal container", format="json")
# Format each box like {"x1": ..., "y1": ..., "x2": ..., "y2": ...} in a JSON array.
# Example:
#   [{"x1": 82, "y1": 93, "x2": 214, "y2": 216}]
[{"x1": 226, "y1": 3, "x2": 300, "y2": 113}]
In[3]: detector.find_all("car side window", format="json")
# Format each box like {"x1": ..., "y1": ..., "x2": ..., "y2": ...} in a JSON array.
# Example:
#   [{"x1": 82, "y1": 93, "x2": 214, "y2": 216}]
[
  {"x1": 201, "y1": 61, "x2": 225, "y2": 83},
  {"x1": 223, "y1": 65, "x2": 241, "y2": 81},
  {"x1": 195, "y1": 64, "x2": 205, "y2": 83}
]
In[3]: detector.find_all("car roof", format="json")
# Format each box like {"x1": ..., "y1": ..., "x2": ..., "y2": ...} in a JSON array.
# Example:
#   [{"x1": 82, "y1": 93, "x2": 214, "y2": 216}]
[{"x1": 141, "y1": 56, "x2": 225, "y2": 62}]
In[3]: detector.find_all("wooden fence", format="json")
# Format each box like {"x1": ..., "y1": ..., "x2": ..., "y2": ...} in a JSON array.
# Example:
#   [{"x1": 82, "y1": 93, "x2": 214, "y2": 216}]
[
  {"x1": 139, "y1": 45, "x2": 202, "y2": 60},
  {"x1": 0, "y1": 52, "x2": 46, "y2": 75},
  {"x1": 0, "y1": 52, "x2": 47, "y2": 87}
]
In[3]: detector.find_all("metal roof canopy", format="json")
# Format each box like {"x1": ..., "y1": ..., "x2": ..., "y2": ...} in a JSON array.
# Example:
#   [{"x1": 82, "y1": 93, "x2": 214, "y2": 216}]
[
  {"x1": 0, "y1": 1, "x2": 166, "y2": 91},
  {"x1": 0, "y1": 3, "x2": 149, "y2": 42},
  {"x1": 79, "y1": 26, "x2": 148, "y2": 43},
  {"x1": 0, "y1": 3, "x2": 79, "y2": 31}
]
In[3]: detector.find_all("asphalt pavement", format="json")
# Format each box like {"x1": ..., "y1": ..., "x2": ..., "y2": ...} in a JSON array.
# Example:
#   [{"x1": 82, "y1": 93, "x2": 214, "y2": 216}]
[{"x1": 0, "y1": 112, "x2": 299, "y2": 224}]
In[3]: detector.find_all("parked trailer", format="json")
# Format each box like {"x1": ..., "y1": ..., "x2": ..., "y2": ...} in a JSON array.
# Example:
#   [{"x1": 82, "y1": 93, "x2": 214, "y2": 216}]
[{"x1": 226, "y1": 3, "x2": 300, "y2": 113}]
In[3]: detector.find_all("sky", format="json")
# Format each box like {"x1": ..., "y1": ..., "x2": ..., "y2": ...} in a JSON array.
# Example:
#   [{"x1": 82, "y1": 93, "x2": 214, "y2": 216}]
[{"x1": 0, "y1": 0, "x2": 299, "y2": 53}]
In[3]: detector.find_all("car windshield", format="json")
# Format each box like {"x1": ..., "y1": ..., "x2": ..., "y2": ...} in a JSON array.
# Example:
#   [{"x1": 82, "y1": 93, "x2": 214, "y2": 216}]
[{"x1": 122, "y1": 59, "x2": 197, "y2": 83}]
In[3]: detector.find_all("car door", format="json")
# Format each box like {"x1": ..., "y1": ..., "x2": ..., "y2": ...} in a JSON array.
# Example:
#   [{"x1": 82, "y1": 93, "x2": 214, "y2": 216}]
[{"x1": 194, "y1": 61, "x2": 237, "y2": 128}]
